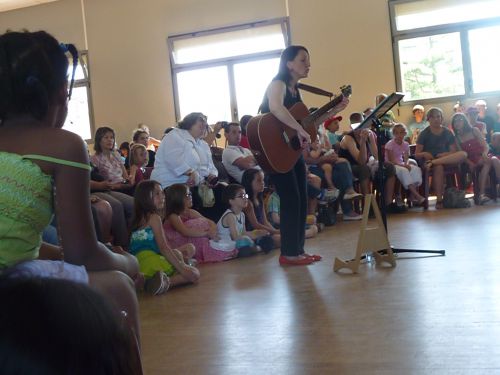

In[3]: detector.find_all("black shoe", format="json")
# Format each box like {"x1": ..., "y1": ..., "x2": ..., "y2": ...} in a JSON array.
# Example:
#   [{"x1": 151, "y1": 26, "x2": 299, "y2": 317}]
[{"x1": 385, "y1": 202, "x2": 407, "y2": 214}]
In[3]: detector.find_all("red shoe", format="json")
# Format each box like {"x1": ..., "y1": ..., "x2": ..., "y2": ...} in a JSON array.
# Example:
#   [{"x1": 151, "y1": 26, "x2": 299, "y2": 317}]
[
  {"x1": 303, "y1": 253, "x2": 322, "y2": 261},
  {"x1": 279, "y1": 255, "x2": 314, "y2": 266}
]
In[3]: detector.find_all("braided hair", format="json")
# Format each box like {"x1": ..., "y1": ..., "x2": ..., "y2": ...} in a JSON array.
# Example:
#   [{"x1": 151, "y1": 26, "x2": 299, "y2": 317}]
[{"x1": 0, "y1": 31, "x2": 75, "y2": 122}]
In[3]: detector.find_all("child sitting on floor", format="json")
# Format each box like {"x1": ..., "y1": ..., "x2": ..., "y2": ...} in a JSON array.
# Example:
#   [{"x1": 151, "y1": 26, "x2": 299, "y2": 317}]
[
  {"x1": 164, "y1": 183, "x2": 237, "y2": 263},
  {"x1": 215, "y1": 184, "x2": 269, "y2": 257},
  {"x1": 241, "y1": 169, "x2": 280, "y2": 251},
  {"x1": 130, "y1": 180, "x2": 199, "y2": 295},
  {"x1": 266, "y1": 189, "x2": 318, "y2": 239}
]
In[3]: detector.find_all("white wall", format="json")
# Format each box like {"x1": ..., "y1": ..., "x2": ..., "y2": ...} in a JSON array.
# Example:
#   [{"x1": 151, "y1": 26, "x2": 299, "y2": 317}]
[{"x1": 2, "y1": 0, "x2": 497, "y2": 141}]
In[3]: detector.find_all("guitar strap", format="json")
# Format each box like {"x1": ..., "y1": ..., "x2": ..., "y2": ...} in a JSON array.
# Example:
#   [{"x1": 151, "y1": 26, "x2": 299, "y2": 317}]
[{"x1": 297, "y1": 83, "x2": 334, "y2": 100}]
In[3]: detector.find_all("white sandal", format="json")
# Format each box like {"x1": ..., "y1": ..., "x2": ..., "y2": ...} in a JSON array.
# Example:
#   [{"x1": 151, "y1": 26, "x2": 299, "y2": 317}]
[{"x1": 145, "y1": 271, "x2": 170, "y2": 296}]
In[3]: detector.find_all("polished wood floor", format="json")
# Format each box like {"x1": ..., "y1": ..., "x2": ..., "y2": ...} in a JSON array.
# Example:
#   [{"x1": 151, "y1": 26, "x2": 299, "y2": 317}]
[{"x1": 139, "y1": 201, "x2": 500, "y2": 375}]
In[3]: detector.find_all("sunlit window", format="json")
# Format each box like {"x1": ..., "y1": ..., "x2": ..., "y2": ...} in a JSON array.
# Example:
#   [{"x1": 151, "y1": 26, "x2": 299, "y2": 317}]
[
  {"x1": 169, "y1": 19, "x2": 289, "y2": 125},
  {"x1": 398, "y1": 33, "x2": 464, "y2": 101},
  {"x1": 469, "y1": 25, "x2": 500, "y2": 93},
  {"x1": 63, "y1": 51, "x2": 93, "y2": 140},
  {"x1": 394, "y1": 0, "x2": 500, "y2": 31},
  {"x1": 390, "y1": 0, "x2": 500, "y2": 101}
]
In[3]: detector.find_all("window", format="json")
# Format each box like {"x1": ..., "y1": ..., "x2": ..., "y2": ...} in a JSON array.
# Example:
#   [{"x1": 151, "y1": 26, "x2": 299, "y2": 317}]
[
  {"x1": 390, "y1": 0, "x2": 500, "y2": 102},
  {"x1": 63, "y1": 51, "x2": 94, "y2": 140},
  {"x1": 168, "y1": 18, "x2": 289, "y2": 123}
]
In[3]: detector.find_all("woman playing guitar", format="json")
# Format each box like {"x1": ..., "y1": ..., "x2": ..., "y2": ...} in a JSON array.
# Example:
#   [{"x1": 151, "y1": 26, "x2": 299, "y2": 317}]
[{"x1": 259, "y1": 45, "x2": 348, "y2": 266}]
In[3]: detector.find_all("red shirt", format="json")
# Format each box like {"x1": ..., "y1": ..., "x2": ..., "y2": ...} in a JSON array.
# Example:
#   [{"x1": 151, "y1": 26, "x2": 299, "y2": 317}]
[{"x1": 239, "y1": 135, "x2": 250, "y2": 149}]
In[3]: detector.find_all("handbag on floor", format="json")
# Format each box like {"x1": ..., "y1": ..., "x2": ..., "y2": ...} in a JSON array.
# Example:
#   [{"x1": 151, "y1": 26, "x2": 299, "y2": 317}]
[
  {"x1": 317, "y1": 201, "x2": 336, "y2": 226},
  {"x1": 443, "y1": 187, "x2": 471, "y2": 208}
]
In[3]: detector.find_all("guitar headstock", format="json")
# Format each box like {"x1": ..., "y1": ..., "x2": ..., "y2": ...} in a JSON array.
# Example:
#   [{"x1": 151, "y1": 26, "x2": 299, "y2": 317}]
[{"x1": 340, "y1": 85, "x2": 352, "y2": 98}]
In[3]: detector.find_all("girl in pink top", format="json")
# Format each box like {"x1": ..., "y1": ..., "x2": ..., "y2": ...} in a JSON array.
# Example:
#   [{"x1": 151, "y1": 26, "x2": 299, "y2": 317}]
[
  {"x1": 385, "y1": 123, "x2": 425, "y2": 204},
  {"x1": 451, "y1": 113, "x2": 492, "y2": 205},
  {"x1": 163, "y1": 184, "x2": 238, "y2": 263}
]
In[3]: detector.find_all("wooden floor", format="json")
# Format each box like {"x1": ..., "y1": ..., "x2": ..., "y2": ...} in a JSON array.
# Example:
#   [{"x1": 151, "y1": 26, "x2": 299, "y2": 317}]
[{"x1": 139, "y1": 201, "x2": 500, "y2": 375}]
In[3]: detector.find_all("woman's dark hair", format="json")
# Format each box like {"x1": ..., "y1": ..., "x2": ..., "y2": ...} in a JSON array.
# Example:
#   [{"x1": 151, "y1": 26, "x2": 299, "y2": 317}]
[
  {"x1": 178, "y1": 112, "x2": 206, "y2": 131},
  {"x1": 119, "y1": 141, "x2": 130, "y2": 151},
  {"x1": 132, "y1": 128, "x2": 148, "y2": 142},
  {"x1": 131, "y1": 179, "x2": 162, "y2": 231},
  {"x1": 275, "y1": 45, "x2": 309, "y2": 84},
  {"x1": 0, "y1": 277, "x2": 135, "y2": 375},
  {"x1": 241, "y1": 169, "x2": 264, "y2": 206},
  {"x1": 0, "y1": 31, "x2": 71, "y2": 122},
  {"x1": 223, "y1": 183, "x2": 245, "y2": 207},
  {"x1": 239, "y1": 115, "x2": 252, "y2": 136},
  {"x1": 165, "y1": 183, "x2": 189, "y2": 217},
  {"x1": 94, "y1": 126, "x2": 116, "y2": 153},
  {"x1": 451, "y1": 112, "x2": 473, "y2": 135}
]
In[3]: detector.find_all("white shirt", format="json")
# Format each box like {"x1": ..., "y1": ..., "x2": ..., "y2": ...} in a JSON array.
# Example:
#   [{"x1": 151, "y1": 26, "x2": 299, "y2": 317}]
[
  {"x1": 151, "y1": 128, "x2": 218, "y2": 188},
  {"x1": 222, "y1": 145, "x2": 260, "y2": 183}
]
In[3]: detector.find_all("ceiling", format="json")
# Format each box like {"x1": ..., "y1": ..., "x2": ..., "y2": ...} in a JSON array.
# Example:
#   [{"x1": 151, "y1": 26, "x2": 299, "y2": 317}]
[{"x1": 0, "y1": 0, "x2": 60, "y2": 12}]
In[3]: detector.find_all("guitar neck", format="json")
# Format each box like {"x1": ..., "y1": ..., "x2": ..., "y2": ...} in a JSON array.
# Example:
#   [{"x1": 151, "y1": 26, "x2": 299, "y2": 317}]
[{"x1": 303, "y1": 94, "x2": 344, "y2": 127}]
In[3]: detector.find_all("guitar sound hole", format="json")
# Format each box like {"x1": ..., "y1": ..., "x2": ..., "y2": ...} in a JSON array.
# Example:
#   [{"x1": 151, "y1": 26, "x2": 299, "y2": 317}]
[
  {"x1": 281, "y1": 130, "x2": 301, "y2": 150},
  {"x1": 290, "y1": 136, "x2": 301, "y2": 150}
]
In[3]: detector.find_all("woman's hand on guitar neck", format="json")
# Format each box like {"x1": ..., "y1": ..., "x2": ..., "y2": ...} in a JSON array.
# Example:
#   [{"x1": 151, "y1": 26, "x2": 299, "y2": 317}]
[{"x1": 328, "y1": 96, "x2": 350, "y2": 116}]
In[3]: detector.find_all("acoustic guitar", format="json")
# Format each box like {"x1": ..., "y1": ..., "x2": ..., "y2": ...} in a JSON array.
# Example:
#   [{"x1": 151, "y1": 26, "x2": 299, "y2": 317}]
[{"x1": 247, "y1": 85, "x2": 352, "y2": 174}]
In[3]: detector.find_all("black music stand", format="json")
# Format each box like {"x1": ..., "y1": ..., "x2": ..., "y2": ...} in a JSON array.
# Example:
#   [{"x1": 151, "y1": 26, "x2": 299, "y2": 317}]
[{"x1": 357, "y1": 93, "x2": 445, "y2": 258}]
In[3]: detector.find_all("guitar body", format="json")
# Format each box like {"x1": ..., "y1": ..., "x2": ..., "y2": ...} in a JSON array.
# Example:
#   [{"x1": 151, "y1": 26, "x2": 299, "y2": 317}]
[
  {"x1": 247, "y1": 102, "x2": 312, "y2": 174},
  {"x1": 247, "y1": 84, "x2": 351, "y2": 174}
]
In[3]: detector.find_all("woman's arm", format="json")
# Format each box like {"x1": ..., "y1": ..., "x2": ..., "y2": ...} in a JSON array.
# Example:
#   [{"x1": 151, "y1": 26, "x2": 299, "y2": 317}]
[
  {"x1": 52, "y1": 133, "x2": 138, "y2": 277},
  {"x1": 121, "y1": 163, "x2": 129, "y2": 180},
  {"x1": 260, "y1": 208, "x2": 279, "y2": 234},
  {"x1": 243, "y1": 202, "x2": 274, "y2": 233},
  {"x1": 167, "y1": 213, "x2": 209, "y2": 238},
  {"x1": 267, "y1": 81, "x2": 311, "y2": 145},
  {"x1": 340, "y1": 136, "x2": 360, "y2": 163},
  {"x1": 367, "y1": 130, "x2": 378, "y2": 160},
  {"x1": 414, "y1": 144, "x2": 433, "y2": 160},
  {"x1": 128, "y1": 165, "x2": 138, "y2": 186},
  {"x1": 473, "y1": 127, "x2": 490, "y2": 156},
  {"x1": 223, "y1": 213, "x2": 243, "y2": 241}
]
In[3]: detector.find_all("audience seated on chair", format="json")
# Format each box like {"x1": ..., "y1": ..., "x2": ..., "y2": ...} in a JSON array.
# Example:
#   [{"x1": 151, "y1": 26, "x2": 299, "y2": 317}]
[
  {"x1": 385, "y1": 123, "x2": 425, "y2": 206},
  {"x1": 222, "y1": 122, "x2": 260, "y2": 183},
  {"x1": 451, "y1": 113, "x2": 492, "y2": 205},
  {"x1": 128, "y1": 143, "x2": 149, "y2": 186},
  {"x1": 339, "y1": 112, "x2": 403, "y2": 213},
  {"x1": 131, "y1": 128, "x2": 156, "y2": 167},
  {"x1": 475, "y1": 100, "x2": 495, "y2": 142},
  {"x1": 414, "y1": 107, "x2": 467, "y2": 209},
  {"x1": 91, "y1": 126, "x2": 134, "y2": 195},
  {"x1": 407, "y1": 104, "x2": 429, "y2": 145}
]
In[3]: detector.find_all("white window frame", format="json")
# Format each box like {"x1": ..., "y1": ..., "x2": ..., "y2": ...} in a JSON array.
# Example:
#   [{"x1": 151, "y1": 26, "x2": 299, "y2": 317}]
[
  {"x1": 168, "y1": 18, "x2": 291, "y2": 122},
  {"x1": 389, "y1": 0, "x2": 500, "y2": 103},
  {"x1": 65, "y1": 50, "x2": 95, "y2": 141}
]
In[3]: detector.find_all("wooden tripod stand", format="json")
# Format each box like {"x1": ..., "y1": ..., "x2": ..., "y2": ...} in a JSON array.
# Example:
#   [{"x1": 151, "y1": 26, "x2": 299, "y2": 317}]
[{"x1": 333, "y1": 194, "x2": 396, "y2": 273}]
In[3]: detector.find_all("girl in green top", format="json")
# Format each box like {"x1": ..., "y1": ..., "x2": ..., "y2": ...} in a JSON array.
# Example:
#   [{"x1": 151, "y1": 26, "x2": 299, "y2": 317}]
[{"x1": 0, "y1": 31, "x2": 141, "y2": 340}]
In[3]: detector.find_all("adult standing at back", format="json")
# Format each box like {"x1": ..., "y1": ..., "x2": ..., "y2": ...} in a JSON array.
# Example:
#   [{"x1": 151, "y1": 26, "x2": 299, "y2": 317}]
[{"x1": 258, "y1": 45, "x2": 348, "y2": 266}]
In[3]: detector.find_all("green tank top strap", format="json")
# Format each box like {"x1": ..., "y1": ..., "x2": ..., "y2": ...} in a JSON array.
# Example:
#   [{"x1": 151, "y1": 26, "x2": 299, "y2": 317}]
[{"x1": 23, "y1": 154, "x2": 91, "y2": 171}]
